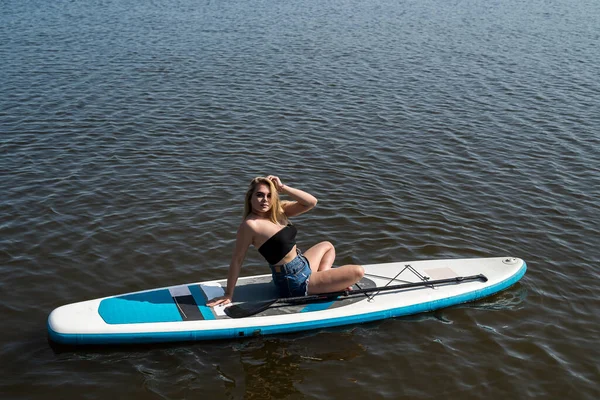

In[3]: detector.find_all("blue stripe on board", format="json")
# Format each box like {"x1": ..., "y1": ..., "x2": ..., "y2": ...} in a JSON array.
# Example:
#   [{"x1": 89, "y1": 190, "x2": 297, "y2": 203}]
[
  {"x1": 188, "y1": 284, "x2": 216, "y2": 320},
  {"x1": 98, "y1": 289, "x2": 182, "y2": 324},
  {"x1": 300, "y1": 298, "x2": 337, "y2": 313},
  {"x1": 51, "y1": 262, "x2": 527, "y2": 345}
]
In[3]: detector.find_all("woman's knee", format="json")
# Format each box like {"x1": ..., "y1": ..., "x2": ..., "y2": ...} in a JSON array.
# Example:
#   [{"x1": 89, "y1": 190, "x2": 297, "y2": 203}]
[
  {"x1": 317, "y1": 241, "x2": 335, "y2": 260},
  {"x1": 354, "y1": 265, "x2": 364, "y2": 280},
  {"x1": 319, "y1": 241, "x2": 334, "y2": 251}
]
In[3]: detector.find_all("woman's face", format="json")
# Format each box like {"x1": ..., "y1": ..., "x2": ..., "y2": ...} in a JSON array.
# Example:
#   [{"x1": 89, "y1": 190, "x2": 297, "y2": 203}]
[{"x1": 251, "y1": 183, "x2": 272, "y2": 214}]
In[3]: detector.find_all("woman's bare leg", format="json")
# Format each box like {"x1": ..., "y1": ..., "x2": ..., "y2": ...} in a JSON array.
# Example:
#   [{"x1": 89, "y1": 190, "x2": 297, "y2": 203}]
[
  {"x1": 307, "y1": 265, "x2": 364, "y2": 295},
  {"x1": 302, "y1": 241, "x2": 363, "y2": 293},
  {"x1": 303, "y1": 241, "x2": 336, "y2": 273}
]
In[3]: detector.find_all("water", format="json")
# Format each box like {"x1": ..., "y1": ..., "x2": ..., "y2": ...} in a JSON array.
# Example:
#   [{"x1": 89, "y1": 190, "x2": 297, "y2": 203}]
[{"x1": 1, "y1": 0, "x2": 599, "y2": 398}]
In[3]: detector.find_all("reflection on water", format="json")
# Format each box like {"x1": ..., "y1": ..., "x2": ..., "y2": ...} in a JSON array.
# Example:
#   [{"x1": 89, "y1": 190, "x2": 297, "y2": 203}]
[
  {"x1": 239, "y1": 340, "x2": 305, "y2": 399},
  {"x1": 232, "y1": 334, "x2": 366, "y2": 399}
]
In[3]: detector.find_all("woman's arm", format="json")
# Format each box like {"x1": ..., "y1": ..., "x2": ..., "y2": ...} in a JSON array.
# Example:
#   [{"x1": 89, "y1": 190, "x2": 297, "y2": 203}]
[
  {"x1": 206, "y1": 222, "x2": 252, "y2": 306},
  {"x1": 268, "y1": 175, "x2": 317, "y2": 217}
]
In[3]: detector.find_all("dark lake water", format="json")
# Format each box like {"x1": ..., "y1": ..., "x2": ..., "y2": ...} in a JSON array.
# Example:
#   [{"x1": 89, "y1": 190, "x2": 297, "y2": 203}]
[{"x1": 1, "y1": 0, "x2": 599, "y2": 398}]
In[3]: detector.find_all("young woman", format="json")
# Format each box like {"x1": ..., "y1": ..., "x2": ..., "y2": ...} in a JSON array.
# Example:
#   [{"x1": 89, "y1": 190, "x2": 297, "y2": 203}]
[{"x1": 207, "y1": 175, "x2": 364, "y2": 307}]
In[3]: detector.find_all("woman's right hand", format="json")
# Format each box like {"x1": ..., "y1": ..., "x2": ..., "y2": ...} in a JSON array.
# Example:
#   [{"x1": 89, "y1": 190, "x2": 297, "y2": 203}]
[
  {"x1": 206, "y1": 295, "x2": 232, "y2": 307},
  {"x1": 266, "y1": 175, "x2": 285, "y2": 192}
]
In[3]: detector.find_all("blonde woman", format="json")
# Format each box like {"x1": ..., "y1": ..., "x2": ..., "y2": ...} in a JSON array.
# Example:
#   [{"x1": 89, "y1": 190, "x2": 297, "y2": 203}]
[{"x1": 207, "y1": 175, "x2": 364, "y2": 307}]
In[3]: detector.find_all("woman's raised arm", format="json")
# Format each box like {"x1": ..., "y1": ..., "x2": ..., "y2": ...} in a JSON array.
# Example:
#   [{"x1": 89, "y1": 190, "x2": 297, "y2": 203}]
[{"x1": 267, "y1": 175, "x2": 317, "y2": 217}]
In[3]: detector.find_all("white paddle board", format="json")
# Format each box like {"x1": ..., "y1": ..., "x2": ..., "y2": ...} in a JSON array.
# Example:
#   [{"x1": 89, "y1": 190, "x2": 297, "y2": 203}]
[{"x1": 47, "y1": 257, "x2": 526, "y2": 345}]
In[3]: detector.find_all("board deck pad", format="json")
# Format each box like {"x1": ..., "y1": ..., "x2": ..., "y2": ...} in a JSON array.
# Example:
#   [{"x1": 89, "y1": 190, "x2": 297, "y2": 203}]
[{"x1": 99, "y1": 284, "x2": 216, "y2": 324}]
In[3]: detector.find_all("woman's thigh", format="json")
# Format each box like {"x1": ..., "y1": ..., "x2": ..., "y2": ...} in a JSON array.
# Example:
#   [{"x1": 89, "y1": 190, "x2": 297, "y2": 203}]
[{"x1": 307, "y1": 265, "x2": 362, "y2": 294}]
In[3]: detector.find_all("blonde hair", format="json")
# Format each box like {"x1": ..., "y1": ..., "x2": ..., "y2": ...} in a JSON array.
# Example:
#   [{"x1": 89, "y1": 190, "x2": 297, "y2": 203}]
[{"x1": 244, "y1": 177, "x2": 288, "y2": 224}]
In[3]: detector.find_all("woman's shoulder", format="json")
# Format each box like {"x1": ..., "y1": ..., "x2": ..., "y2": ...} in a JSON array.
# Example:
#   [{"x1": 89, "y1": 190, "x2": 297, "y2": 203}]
[
  {"x1": 242, "y1": 216, "x2": 286, "y2": 230},
  {"x1": 241, "y1": 216, "x2": 267, "y2": 230}
]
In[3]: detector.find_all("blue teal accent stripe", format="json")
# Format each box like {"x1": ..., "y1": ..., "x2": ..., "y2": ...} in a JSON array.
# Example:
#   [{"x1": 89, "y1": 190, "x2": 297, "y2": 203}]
[
  {"x1": 98, "y1": 289, "x2": 182, "y2": 324},
  {"x1": 188, "y1": 285, "x2": 216, "y2": 320},
  {"x1": 50, "y1": 262, "x2": 527, "y2": 345},
  {"x1": 301, "y1": 298, "x2": 337, "y2": 313}
]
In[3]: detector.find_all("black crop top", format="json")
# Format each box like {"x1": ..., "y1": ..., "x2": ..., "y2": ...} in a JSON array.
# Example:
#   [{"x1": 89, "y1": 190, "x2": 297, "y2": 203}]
[{"x1": 258, "y1": 224, "x2": 297, "y2": 265}]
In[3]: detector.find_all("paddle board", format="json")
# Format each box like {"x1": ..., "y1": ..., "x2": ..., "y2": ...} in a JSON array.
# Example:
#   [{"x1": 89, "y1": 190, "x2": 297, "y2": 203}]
[{"x1": 47, "y1": 257, "x2": 526, "y2": 345}]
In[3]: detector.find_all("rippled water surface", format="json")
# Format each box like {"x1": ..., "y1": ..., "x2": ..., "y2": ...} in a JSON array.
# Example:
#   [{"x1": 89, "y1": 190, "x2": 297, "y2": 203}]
[{"x1": 1, "y1": 0, "x2": 599, "y2": 398}]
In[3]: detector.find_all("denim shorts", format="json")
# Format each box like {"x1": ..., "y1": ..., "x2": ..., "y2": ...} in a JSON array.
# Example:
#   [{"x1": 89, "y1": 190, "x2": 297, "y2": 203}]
[{"x1": 269, "y1": 250, "x2": 311, "y2": 297}]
